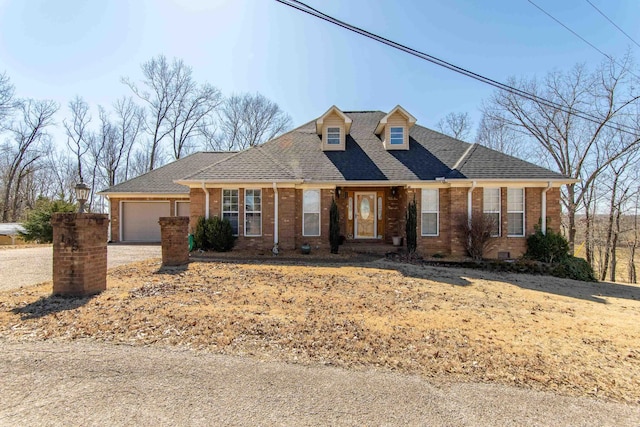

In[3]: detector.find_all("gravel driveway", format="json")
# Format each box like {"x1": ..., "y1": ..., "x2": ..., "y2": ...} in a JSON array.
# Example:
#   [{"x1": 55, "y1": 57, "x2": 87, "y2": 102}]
[
  {"x1": 0, "y1": 245, "x2": 161, "y2": 291},
  {"x1": 1, "y1": 340, "x2": 638, "y2": 426}
]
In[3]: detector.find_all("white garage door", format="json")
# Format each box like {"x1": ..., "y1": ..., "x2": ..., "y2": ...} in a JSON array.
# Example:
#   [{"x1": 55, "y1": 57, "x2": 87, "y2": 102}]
[
  {"x1": 122, "y1": 201, "x2": 170, "y2": 242},
  {"x1": 176, "y1": 201, "x2": 190, "y2": 217}
]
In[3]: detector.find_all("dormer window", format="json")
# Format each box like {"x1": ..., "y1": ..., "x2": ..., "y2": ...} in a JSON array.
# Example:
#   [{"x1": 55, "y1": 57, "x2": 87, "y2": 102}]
[
  {"x1": 316, "y1": 106, "x2": 352, "y2": 151},
  {"x1": 327, "y1": 127, "x2": 341, "y2": 145},
  {"x1": 390, "y1": 127, "x2": 404, "y2": 145},
  {"x1": 375, "y1": 105, "x2": 417, "y2": 151}
]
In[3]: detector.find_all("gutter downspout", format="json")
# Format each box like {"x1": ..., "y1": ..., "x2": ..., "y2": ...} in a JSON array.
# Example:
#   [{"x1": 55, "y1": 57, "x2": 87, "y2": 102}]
[
  {"x1": 467, "y1": 181, "x2": 477, "y2": 226},
  {"x1": 541, "y1": 182, "x2": 552, "y2": 235},
  {"x1": 202, "y1": 182, "x2": 209, "y2": 219},
  {"x1": 273, "y1": 182, "x2": 279, "y2": 254}
]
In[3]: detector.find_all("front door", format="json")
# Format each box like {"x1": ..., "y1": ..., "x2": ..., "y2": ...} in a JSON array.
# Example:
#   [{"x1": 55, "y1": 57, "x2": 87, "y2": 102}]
[{"x1": 355, "y1": 192, "x2": 377, "y2": 239}]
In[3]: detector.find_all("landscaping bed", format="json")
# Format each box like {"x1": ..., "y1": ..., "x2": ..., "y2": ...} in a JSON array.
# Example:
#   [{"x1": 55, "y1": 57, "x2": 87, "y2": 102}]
[{"x1": 0, "y1": 258, "x2": 638, "y2": 403}]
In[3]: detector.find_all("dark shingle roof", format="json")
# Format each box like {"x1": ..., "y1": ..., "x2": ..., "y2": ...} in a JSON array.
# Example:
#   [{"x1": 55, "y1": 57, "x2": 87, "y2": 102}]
[
  {"x1": 99, "y1": 152, "x2": 234, "y2": 194},
  {"x1": 182, "y1": 111, "x2": 566, "y2": 183}
]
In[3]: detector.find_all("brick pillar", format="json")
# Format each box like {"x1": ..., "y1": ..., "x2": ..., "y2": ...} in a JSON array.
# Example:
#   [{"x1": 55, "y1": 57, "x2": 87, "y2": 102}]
[
  {"x1": 52, "y1": 213, "x2": 109, "y2": 297},
  {"x1": 159, "y1": 216, "x2": 190, "y2": 266}
]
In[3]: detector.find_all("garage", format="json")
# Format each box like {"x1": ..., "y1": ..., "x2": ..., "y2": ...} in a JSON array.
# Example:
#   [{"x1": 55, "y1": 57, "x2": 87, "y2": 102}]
[{"x1": 121, "y1": 201, "x2": 170, "y2": 242}]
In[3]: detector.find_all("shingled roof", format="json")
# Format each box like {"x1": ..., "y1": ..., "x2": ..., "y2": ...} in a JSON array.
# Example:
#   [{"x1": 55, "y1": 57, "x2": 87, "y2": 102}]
[
  {"x1": 99, "y1": 152, "x2": 234, "y2": 194},
  {"x1": 179, "y1": 111, "x2": 566, "y2": 184}
]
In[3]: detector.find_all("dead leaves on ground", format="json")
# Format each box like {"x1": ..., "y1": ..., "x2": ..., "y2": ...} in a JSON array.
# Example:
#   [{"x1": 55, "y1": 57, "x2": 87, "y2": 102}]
[{"x1": 0, "y1": 259, "x2": 639, "y2": 404}]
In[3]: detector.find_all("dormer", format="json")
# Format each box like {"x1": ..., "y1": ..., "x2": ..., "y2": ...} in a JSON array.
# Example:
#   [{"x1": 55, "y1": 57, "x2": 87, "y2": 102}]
[
  {"x1": 375, "y1": 105, "x2": 417, "y2": 150},
  {"x1": 316, "y1": 105, "x2": 352, "y2": 151}
]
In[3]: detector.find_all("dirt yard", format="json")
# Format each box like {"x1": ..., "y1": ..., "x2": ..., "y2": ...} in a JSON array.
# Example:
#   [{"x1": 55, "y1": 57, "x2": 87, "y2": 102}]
[{"x1": 1, "y1": 257, "x2": 639, "y2": 404}]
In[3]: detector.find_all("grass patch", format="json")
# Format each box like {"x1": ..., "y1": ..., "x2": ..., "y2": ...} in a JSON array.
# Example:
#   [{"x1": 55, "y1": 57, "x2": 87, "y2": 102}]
[{"x1": 0, "y1": 258, "x2": 639, "y2": 403}]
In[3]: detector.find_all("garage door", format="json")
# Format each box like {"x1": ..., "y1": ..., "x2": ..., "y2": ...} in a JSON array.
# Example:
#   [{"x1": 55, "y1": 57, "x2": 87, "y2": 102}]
[
  {"x1": 122, "y1": 201, "x2": 170, "y2": 242},
  {"x1": 176, "y1": 201, "x2": 190, "y2": 217}
]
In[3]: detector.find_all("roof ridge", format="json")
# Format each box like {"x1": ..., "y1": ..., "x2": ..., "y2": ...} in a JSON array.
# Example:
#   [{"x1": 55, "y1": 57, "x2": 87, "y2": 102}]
[
  {"x1": 178, "y1": 150, "x2": 246, "y2": 181},
  {"x1": 452, "y1": 143, "x2": 477, "y2": 171},
  {"x1": 256, "y1": 145, "x2": 298, "y2": 178}
]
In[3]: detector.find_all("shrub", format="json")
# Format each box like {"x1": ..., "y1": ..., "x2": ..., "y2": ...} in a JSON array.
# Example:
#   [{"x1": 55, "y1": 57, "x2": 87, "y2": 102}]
[
  {"x1": 552, "y1": 256, "x2": 597, "y2": 282},
  {"x1": 193, "y1": 217, "x2": 208, "y2": 250},
  {"x1": 193, "y1": 216, "x2": 235, "y2": 251},
  {"x1": 329, "y1": 198, "x2": 340, "y2": 254},
  {"x1": 20, "y1": 197, "x2": 77, "y2": 243},
  {"x1": 526, "y1": 225, "x2": 570, "y2": 263},
  {"x1": 405, "y1": 197, "x2": 417, "y2": 254},
  {"x1": 457, "y1": 213, "x2": 497, "y2": 261}
]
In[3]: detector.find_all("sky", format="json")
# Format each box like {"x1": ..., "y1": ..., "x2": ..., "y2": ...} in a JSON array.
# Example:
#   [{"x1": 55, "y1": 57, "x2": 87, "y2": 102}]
[{"x1": 1, "y1": 0, "x2": 640, "y2": 145}]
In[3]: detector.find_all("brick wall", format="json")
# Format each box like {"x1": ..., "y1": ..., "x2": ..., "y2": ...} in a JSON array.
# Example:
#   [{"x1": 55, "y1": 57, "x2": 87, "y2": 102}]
[
  {"x1": 159, "y1": 216, "x2": 189, "y2": 266},
  {"x1": 185, "y1": 183, "x2": 564, "y2": 259},
  {"x1": 52, "y1": 213, "x2": 109, "y2": 297}
]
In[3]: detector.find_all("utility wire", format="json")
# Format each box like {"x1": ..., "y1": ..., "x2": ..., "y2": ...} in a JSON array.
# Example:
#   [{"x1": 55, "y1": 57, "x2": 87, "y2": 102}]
[
  {"x1": 585, "y1": 0, "x2": 640, "y2": 50},
  {"x1": 527, "y1": 0, "x2": 640, "y2": 80},
  {"x1": 275, "y1": 0, "x2": 640, "y2": 136}
]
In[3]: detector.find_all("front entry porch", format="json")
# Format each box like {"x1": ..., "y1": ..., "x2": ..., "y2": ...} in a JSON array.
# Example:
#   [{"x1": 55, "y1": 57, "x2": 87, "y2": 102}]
[{"x1": 335, "y1": 186, "x2": 406, "y2": 245}]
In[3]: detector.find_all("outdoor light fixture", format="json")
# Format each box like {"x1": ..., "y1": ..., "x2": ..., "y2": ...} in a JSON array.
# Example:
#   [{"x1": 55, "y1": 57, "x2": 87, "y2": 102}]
[
  {"x1": 75, "y1": 181, "x2": 90, "y2": 213},
  {"x1": 335, "y1": 186, "x2": 342, "y2": 198}
]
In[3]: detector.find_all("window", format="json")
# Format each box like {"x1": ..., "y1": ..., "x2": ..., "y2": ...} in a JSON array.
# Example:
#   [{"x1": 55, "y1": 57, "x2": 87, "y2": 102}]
[
  {"x1": 483, "y1": 188, "x2": 501, "y2": 237},
  {"x1": 507, "y1": 188, "x2": 525, "y2": 236},
  {"x1": 390, "y1": 127, "x2": 404, "y2": 145},
  {"x1": 327, "y1": 127, "x2": 340, "y2": 145},
  {"x1": 421, "y1": 189, "x2": 439, "y2": 236},
  {"x1": 303, "y1": 189, "x2": 321, "y2": 236},
  {"x1": 244, "y1": 189, "x2": 262, "y2": 236},
  {"x1": 222, "y1": 189, "x2": 239, "y2": 235}
]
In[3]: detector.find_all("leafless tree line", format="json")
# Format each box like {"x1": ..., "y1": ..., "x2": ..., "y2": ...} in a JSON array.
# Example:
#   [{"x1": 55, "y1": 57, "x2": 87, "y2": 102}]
[
  {"x1": 436, "y1": 55, "x2": 640, "y2": 282},
  {"x1": 0, "y1": 55, "x2": 292, "y2": 221}
]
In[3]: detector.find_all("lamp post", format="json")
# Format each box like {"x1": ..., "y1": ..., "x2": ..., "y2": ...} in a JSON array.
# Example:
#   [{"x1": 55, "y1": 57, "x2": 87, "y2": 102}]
[{"x1": 75, "y1": 181, "x2": 90, "y2": 213}]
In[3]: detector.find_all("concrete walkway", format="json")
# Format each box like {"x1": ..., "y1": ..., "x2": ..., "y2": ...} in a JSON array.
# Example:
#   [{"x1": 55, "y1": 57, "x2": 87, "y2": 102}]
[
  {"x1": 0, "y1": 245, "x2": 161, "y2": 291},
  {"x1": 0, "y1": 340, "x2": 638, "y2": 426}
]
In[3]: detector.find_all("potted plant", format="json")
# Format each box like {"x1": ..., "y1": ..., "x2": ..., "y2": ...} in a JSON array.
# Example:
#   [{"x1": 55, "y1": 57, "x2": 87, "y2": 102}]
[{"x1": 301, "y1": 243, "x2": 311, "y2": 254}]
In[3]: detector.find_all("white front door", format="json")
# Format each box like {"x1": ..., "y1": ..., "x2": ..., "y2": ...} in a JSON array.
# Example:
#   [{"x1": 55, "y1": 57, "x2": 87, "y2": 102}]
[{"x1": 354, "y1": 192, "x2": 377, "y2": 239}]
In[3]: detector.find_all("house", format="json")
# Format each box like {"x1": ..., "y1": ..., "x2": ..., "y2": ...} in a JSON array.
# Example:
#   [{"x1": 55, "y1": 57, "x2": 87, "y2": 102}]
[
  {"x1": 0, "y1": 223, "x2": 26, "y2": 245},
  {"x1": 100, "y1": 105, "x2": 573, "y2": 258},
  {"x1": 98, "y1": 152, "x2": 233, "y2": 242}
]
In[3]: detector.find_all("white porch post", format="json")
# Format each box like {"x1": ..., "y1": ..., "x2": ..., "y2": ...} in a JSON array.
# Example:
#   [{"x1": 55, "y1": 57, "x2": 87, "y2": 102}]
[
  {"x1": 202, "y1": 182, "x2": 209, "y2": 219},
  {"x1": 541, "y1": 182, "x2": 552, "y2": 235},
  {"x1": 467, "y1": 181, "x2": 477, "y2": 225},
  {"x1": 272, "y1": 182, "x2": 279, "y2": 248}
]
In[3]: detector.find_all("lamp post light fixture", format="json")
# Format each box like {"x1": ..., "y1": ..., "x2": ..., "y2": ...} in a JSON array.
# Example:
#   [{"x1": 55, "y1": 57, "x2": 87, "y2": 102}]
[{"x1": 75, "y1": 181, "x2": 91, "y2": 213}]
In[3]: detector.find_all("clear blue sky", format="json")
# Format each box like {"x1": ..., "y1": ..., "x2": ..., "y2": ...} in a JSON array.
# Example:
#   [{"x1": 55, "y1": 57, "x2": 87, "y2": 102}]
[{"x1": 1, "y1": 0, "x2": 639, "y2": 142}]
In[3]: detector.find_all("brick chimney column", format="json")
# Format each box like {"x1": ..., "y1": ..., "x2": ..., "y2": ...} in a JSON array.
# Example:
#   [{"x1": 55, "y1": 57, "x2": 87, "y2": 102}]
[
  {"x1": 159, "y1": 216, "x2": 190, "y2": 266},
  {"x1": 52, "y1": 213, "x2": 109, "y2": 297}
]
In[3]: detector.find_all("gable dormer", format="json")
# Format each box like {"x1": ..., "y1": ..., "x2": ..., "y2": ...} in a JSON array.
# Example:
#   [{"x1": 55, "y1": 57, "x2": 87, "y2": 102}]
[
  {"x1": 375, "y1": 105, "x2": 417, "y2": 150},
  {"x1": 316, "y1": 106, "x2": 352, "y2": 151}
]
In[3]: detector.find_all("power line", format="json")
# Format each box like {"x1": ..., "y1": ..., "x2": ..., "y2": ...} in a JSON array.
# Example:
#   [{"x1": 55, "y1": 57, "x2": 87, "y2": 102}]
[
  {"x1": 584, "y1": 0, "x2": 640, "y2": 50},
  {"x1": 275, "y1": 0, "x2": 640, "y2": 136},
  {"x1": 527, "y1": 0, "x2": 640, "y2": 80}
]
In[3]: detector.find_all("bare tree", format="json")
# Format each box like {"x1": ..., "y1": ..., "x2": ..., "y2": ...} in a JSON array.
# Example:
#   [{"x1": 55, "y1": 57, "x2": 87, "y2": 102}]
[
  {"x1": 63, "y1": 96, "x2": 92, "y2": 182},
  {"x1": 168, "y1": 82, "x2": 222, "y2": 159},
  {"x1": 112, "y1": 96, "x2": 144, "y2": 182},
  {"x1": 476, "y1": 111, "x2": 524, "y2": 158},
  {"x1": 216, "y1": 93, "x2": 292, "y2": 150},
  {"x1": 1, "y1": 99, "x2": 58, "y2": 221},
  {"x1": 123, "y1": 55, "x2": 222, "y2": 170},
  {"x1": 436, "y1": 112, "x2": 473, "y2": 141},
  {"x1": 482, "y1": 58, "x2": 640, "y2": 252},
  {"x1": 0, "y1": 71, "x2": 15, "y2": 128}
]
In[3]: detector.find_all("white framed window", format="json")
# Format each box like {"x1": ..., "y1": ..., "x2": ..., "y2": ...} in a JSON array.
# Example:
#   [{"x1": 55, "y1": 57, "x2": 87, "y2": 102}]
[
  {"x1": 222, "y1": 189, "x2": 239, "y2": 236},
  {"x1": 483, "y1": 188, "x2": 501, "y2": 237},
  {"x1": 507, "y1": 188, "x2": 525, "y2": 236},
  {"x1": 421, "y1": 189, "x2": 439, "y2": 236},
  {"x1": 244, "y1": 189, "x2": 262, "y2": 236},
  {"x1": 327, "y1": 127, "x2": 341, "y2": 145},
  {"x1": 303, "y1": 189, "x2": 321, "y2": 236},
  {"x1": 390, "y1": 127, "x2": 404, "y2": 145}
]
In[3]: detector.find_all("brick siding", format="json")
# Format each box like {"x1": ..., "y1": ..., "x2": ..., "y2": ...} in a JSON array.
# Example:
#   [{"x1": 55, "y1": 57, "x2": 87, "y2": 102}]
[{"x1": 51, "y1": 213, "x2": 109, "y2": 296}]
